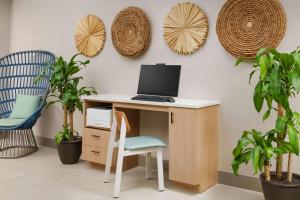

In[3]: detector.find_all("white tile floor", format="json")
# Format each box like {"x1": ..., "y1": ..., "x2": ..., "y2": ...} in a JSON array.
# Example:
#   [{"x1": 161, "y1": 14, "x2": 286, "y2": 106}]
[{"x1": 0, "y1": 146, "x2": 264, "y2": 200}]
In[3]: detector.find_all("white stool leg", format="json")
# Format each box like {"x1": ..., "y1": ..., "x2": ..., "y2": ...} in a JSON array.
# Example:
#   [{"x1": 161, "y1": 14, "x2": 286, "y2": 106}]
[
  {"x1": 157, "y1": 150, "x2": 164, "y2": 191},
  {"x1": 146, "y1": 152, "x2": 152, "y2": 179},
  {"x1": 104, "y1": 118, "x2": 117, "y2": 183},
  {"x1": 114, "y1": 149, "x2": 124, "y2": 198},
  {"x1": 104, "y1": 144, "x2": 114, "y2": 183}
]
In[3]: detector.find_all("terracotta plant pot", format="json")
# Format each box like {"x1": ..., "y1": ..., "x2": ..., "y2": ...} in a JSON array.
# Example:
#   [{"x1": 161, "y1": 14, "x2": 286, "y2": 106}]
[
  {"x1": 57, "y1": 136, "x2": 82, "y2": 164},
  {"x1": 260, "y1": 172, "x2": 300, "y2": 200}
]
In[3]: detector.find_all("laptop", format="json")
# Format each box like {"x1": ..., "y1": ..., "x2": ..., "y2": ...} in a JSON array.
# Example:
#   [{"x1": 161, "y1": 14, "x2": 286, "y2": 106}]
[{"x1": 131, "y1": 64, "x2": 181, "y2": 103}]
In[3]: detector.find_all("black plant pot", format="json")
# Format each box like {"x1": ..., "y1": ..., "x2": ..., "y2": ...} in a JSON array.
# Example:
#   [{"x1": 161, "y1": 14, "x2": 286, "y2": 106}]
[
  {"x1": 260, "y1": 172, "x2": 300, "y2": 200},
  {"x1": 57, "y1": 136, "x2": 82, "y2": 164}
]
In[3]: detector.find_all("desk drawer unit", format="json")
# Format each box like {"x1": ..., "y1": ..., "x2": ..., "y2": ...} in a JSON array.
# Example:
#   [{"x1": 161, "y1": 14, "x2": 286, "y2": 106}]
[
  {"x1": 83, "y1": 128, "x2": 110, "y2": 148},
  {"x1": 82, "y1": 128, "x2": 111, "y2": 165},
  {"x1": 82, "y1": 146, "x2": 108, "y2": 164},
  {"x1": 81, "y1": 127, "x2": 137, "y2": 170}
]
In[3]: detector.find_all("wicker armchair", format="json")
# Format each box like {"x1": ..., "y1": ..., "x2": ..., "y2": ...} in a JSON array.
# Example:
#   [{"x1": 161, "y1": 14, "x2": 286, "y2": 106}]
[{"x1": 0, "y1": 50, "x2": 55, "y2": 158}]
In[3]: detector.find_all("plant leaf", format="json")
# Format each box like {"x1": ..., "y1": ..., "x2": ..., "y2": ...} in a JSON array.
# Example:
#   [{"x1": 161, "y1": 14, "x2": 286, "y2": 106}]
[
  {"x1": 275, "y1": 117, "x2": 288, "y2": 133},
  {"x1": 280, "y1": 53, "x2": 294, "y2": 71},
  {"x1": 235, "y1": 58, "x2": 244, "y2": 66},
  {"x1": 259, "y1": 54, "x2": 269, "y2": 80},
  {"x1": 287, "y1": 124, "x2": 299, "y2": 155},
  {"x1": 279, "y1": 94, "x2": 290, "y2": 112},
  {"x1": 293, "y1": 112, "x2": 300, "y2": 127},
  {"x1": 252, "y1": 146, "x2": 262, "y2": 175},
  {"x1": 253, "y1": 81, "x2": 264, "y2": 112},
  {"x1": 273, "y1": 147, "x2": 289, "y2": 155},
  {"x1": 290, "y1": 72, "x2": 300, "y2": 92},
  {"x1": 259, "y1": 155, "x2": 265, "y2": 172},
  {"x1": 46, "y1": 100, "x2": 60, "y2": 109},
  {"x1": 249, "y1": 70, "x2": 257, "y2": 83},
  {"x1": 232, "y1": 151, "x2": 252, "y2": 176},
  {"x1": 233, "y1": 138, "x2": 252, "y2": 158},
  {"x1": 270, "y1": 69, "x2": 281, "y2": 101},
  {"x1": 266, "y1": 96, "x2": 273, "y2": 109},
  {"x1": 55, "y1": 132, "x2": 63, "y2": 145},
  {"x1": 232, "y1": 160, "x2": 240, "y2": 176},
  {"x1": 256, "y1": 48, "x2": 267, "y2": 60},
  {"x1": 263, "y1": 110, "x2": 271, "y2": 121}
]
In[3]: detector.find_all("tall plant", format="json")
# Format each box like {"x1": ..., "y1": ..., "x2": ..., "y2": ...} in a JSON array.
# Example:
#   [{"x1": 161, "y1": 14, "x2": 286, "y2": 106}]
[
  {"x1": 63, "y1": 76, "x2": 96, "y2": 137},
  {"x1": 232, "y1": 129, "x2": 290, "y2": 181},
  {"x1": 234, "y1": 47, "x2": 300, "y2": 183},
  {"x1": 37, "y1": 54, "x2": 96, "y2": 142}
]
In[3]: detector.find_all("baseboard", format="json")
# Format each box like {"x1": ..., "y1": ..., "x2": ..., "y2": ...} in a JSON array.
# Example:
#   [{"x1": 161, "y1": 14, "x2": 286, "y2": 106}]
[
  {"x1": 218, "y1": 171, "x2": 262, "y2": 192},
  {"x1": 36, "y1": 136, "x2": 262, "y2": 192},
  {"x1": 36, "y1": 136, "x2": 57, "y2": 149}
]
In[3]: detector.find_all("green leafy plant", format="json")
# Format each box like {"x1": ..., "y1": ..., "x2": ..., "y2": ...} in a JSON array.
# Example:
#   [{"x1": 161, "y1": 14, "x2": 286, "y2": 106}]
[
  {"x1": 37, "y1": 54, "x2": 97, "y2": 143},
  {"x1": 232, "y1": 129, "x2": 291, "y2": 181},
  {"x1": 63, "y1": 72, "x2": 96, "y2": 137},
  {"x1": 234, "y1": 47, "x2": 300, "y2": 183},
  {"x1": 55, "y1": 124, "x2": 71, "y2": 145}
]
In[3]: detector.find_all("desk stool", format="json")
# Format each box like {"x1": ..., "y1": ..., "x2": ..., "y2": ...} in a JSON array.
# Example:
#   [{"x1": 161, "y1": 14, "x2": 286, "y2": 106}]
[{"x1": 104, "y1": 111, "x2": 166, "y2": 198}]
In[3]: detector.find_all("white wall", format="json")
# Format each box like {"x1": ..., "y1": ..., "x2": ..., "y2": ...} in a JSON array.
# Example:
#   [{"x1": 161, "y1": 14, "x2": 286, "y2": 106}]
[
  {"x1": 0, "y1": 0, "x2": 10, "y2": 57},
  {"x1": 9, "y1": 0, "x2": 300, "y2": 177}
]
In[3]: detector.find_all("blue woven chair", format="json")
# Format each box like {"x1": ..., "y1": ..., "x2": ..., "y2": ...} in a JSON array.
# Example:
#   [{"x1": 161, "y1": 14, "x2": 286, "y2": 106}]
[{"x1": 0, "y1": 50, "x2": 55, "y2": 158}]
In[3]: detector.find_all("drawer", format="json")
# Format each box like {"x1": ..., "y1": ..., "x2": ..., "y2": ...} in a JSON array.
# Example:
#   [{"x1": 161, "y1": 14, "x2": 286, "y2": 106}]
[
  {"x1": 82, "y1": 145, "x2": 107, "y2": 164},
  {"x1": 83, "y1": 128, "x2": 110, "y2": 148}
]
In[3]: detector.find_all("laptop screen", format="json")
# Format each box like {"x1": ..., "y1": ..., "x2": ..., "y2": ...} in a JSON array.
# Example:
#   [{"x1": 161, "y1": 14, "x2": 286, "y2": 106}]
[{"x1": 137, "y1": 64, "x2": 181, "y2": 97}]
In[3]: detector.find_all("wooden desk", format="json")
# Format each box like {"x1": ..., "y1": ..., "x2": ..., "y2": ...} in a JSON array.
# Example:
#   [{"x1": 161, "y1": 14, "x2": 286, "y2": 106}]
[{"x1": 82, "y1": 94, "x2": 219, "y2": 192}]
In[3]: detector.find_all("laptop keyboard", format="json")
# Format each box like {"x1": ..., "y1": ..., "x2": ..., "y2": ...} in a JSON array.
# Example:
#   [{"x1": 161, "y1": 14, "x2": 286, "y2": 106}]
[{"x1": 131, "y1": 95, "x2": 175, "y2": 103}]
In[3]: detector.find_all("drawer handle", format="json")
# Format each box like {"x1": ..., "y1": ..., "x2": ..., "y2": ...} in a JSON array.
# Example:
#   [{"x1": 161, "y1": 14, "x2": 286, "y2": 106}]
[
  {"x1": 91, "y1": 150, "x2": 100, "y2": 154},
  {"x1": 91, "y1": 135, "x2": 100, "y2": 138},
  {"x1": 171, "y1": 112, "x2": 174, "y2": 124}
]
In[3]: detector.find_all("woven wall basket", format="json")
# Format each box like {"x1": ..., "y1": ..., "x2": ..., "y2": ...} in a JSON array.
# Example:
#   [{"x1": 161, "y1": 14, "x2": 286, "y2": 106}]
[
  {"x1": 75, "y1": 15, "x2": 106, "y2": 58},
  {"x1": 111, "y1": 7, "x2": 151, "y2": 58},
  {"x1": 163, "y1": 2, "x2": 209, "y2": 55},
  {"x1": 216, "y1": 0, "x2": 286, "y2": 59}
]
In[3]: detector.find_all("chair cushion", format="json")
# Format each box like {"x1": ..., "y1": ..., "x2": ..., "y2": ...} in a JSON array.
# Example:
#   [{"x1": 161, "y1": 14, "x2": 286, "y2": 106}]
[
  {"x1": 0, "y1": 118, "x2": 26, "y2": 127},
  {"x1": 124, "y1": 136, "x2": 166, "y2": 150},
  {"x1": 10, "y1": 95, "x2": 41, "y2": 118}
]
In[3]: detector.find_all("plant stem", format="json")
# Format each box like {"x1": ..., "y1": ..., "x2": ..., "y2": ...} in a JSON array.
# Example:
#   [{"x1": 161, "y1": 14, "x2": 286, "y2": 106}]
[
  {"x1": 276, "y1": 154, "x2": 283, "y2": 179},
  {"x1": 276, "y1": 103, "x2": 285, "y2": 179},
  {"x1": 264, "y1": 161, "x2": 271, "y2": 181},
  {"x1": 277, "y1": 103, "x2": 284, "y2": 117},
  {"x1": 68, "y1": 112, "x2": 74, "y2": 140},
  {"x1": 63, "y1": 106, "x2": 67, "y2": 126},
  {"x1": 287, "y1": 152, "x2": 293, "y2": 183}
]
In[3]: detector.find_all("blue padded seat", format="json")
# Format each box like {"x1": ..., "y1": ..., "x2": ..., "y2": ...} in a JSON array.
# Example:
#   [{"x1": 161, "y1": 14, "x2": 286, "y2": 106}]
[
  {"x1": 0, "y1": 118, "x2": 26, "y2": 127},
  {"x1": 124, "y1": 136, "x2": 166, "y2": 150}
]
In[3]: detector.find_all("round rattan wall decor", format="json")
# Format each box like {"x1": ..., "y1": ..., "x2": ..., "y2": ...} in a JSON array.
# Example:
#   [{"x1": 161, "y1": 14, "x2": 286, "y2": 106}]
[
  {"x1": 111, "y1": 7, "x2": 151, "y2": 58},
  {"x1": 216, "y1": 0, "x2": 286, "y2": 59},
  {"x1": 74, "y1": 15, "x2": 106, "y2": 58},
  {"x1": 163, "y1": 2, "x2": 208, "y2": 55}
]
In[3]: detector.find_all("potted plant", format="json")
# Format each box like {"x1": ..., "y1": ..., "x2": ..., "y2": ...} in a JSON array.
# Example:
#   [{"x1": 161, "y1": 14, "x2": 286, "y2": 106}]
[
  {"x1": 233, "y1": 48, "x2": 300, "y2": 200},
  {"x1": 37, "y1": 54, "x2": 96, "y2": 164}
]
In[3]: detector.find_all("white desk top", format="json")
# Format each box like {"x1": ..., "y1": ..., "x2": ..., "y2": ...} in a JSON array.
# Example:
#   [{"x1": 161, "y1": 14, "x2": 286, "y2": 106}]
[{"x1": 82, "y1": 94, "x2": 220, "y2": 109}]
